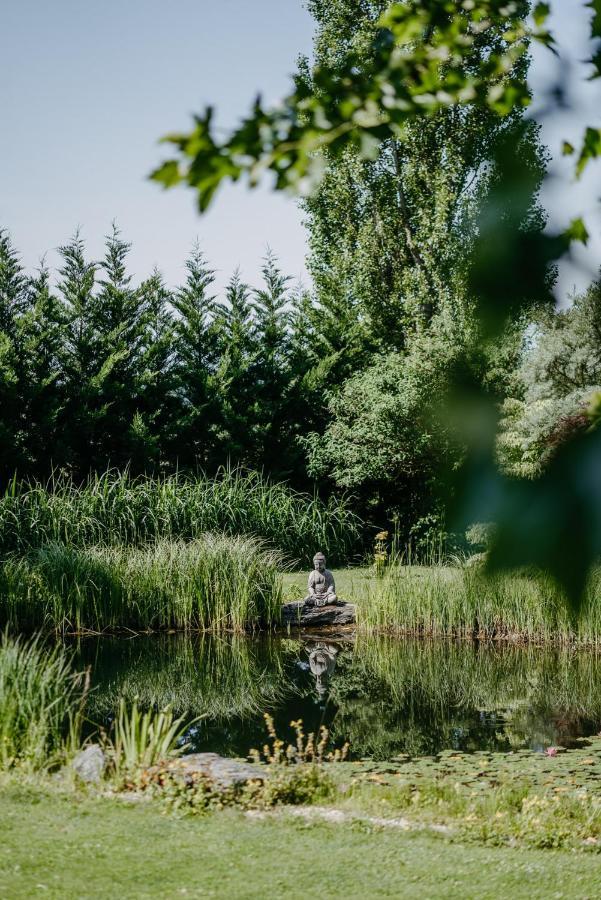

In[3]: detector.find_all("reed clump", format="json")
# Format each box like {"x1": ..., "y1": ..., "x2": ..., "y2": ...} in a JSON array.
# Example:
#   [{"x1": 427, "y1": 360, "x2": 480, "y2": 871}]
[
  {"x1": 0, "y1": 536, "x2": 283, "y2": 633},
  {"x1": 0, "y1": 468, "x2": 362, "y2": 565},
  {"x1": 360, "y1": 562, "x2": 601, "y2": 643},
  {"x1": 0, "y1": 632, "x2": 87, "y2": 770}
]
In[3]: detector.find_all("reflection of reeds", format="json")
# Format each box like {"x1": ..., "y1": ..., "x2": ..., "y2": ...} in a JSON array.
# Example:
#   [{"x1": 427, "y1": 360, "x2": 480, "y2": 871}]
[
  {"x1": 85, "y1": 633, "x2": 291, "y2": 722},
  {"x1": 0, "y1": 536, "x2": 283, "y2": 633},
  {"x1": 360, "y1": 564, "x2": 601, "y2": 643},
  {"x1": 0, "y1": 468, "x2": 361, "y2": 565},
  {"x1": 355, "y1": 635, "x2": 601, "y2": 716},
  {"x1": 330, "y1": 635, "x2": 601, "y2": 757}
]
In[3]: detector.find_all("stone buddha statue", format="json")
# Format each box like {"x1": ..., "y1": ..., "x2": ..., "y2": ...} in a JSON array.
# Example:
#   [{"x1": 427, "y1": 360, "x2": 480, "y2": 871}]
[{"x1": 304, "y1": 552, "x2": 338, "y2": 607}]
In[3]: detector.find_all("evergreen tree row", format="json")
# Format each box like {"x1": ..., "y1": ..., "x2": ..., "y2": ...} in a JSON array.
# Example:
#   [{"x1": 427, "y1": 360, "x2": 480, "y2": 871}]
[{"x1": 0, "y1": 226, "x2": 330, "y2": 484}]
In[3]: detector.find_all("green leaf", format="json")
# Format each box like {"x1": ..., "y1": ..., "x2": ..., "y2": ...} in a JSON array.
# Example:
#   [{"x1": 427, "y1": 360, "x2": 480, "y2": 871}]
[
  {"x1": 587, "y1": 0, "x2": 601, "y2": 38},
  {"x1": 576, "y1": 127, "x2": 601, "y2": 177},
  {"x1": 149, "y1": 160, "x2": 181, "y2": 188},
  {"x1": 562, "y1": 140, "x2": 575, "y2": 156},
  {"x1": 565, "y1": 217, "x2": 589, "y2": 245},
  {"x1": 533, "y1": 2, "x2": 551, "y2": 26}
]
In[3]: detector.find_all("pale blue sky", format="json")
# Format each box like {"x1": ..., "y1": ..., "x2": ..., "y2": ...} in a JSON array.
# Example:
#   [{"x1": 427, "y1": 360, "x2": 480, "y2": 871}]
[{"x1": 1, "y1": 0, "x2": 599, "y2": 299}]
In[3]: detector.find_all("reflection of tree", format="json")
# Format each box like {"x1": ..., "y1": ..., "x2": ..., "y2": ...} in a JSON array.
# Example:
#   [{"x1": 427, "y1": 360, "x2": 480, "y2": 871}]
[
  {"x1": 326, "y1": 638, "x2": 601, "y2": 759},
  {"x1": 80, "y1": 633, "x2": 294, "y2": 721},
  {"x1": 76, "y1": 633, "x2": 601, "y2": 760}
]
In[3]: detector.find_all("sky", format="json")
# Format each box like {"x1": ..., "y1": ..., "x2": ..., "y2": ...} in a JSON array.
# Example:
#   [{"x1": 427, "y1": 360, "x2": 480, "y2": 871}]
[{"x1": 1, "y1": 0, "x2": 600, "y2": 299}]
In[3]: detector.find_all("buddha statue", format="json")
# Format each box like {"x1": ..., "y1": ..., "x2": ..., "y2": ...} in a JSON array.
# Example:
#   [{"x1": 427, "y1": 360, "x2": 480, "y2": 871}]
[{"x1": 304, "y1": 552, "x2": 339, "y2": 607}]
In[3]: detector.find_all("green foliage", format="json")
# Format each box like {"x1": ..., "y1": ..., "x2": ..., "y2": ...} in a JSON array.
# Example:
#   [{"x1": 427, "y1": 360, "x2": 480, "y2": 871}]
[
  {"x1": 0, "y1": 632, "x2": 87, "y2": 770},
  {"x1": 104, "y1": 698, "x2": 192, "y2": 783},
  {"x1": 344, "y1": 736, "x2": 601, "y2": 850},
  {"x1": 148, "y1": 0, "x2": 601, "y2": 609},
  {"x1": 302, "y1": 0, "x2": 547, "y2": 352},
  {"x1": 0, "y1": 536, "x2": 283, "y2": 633},
  {"x1": 305, "y1": 319, "x2": 466, "y2": 525},
  {"x1": 359, "y1": 562, "x2": 601, "y2": 642},
  {"x1": 0, "y1": 468, "x2": 361, "y2": 564},
  {"x1": 498, "y1": 278, "x2": 601, "y2": 477},
  {"x1": 151, "y1": 1, "x2": 547, "y2": 206}
]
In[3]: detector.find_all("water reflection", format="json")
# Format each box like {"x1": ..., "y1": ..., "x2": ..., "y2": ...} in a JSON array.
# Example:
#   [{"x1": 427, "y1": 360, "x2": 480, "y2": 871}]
[
  {"x1": 307, "y1": 642, "x2": 338, "y2": 698},
  {"x1": 73, "y1": 633, "x2": 601, "y2": 760}
]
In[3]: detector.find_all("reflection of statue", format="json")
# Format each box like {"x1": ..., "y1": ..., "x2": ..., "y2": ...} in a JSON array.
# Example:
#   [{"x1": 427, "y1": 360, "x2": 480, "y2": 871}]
[
  {"x1": 304, "y1": 552, "x2": 339, "y2": 607},
  {"x1": 308, "y1": 642, "x2": 338, "y2": 697}
]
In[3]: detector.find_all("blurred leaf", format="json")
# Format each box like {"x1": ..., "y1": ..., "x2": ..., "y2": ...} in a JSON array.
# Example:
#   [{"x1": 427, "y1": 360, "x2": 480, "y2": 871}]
[
  {"x1": 565, "y1": 217, "x2": 589, "y2": 245},
  {"x1": 149, "y1": 160, "x2": 181, "y2": 188},
  {"x1": 533, "y1": 3, "x2": 551, "y2": 26},
  {"x1": 562, "y1": 140, "x2": 575, "y2": 156},
  {"x1": 587, "y1": 0, "x2": 601, "y2": 38},
  {"x1": 576, "y1": 127, "x2": 601, "y2": 176}
]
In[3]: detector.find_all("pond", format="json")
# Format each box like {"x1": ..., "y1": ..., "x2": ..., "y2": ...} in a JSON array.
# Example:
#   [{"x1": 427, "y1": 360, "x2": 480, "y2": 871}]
[{"x1": 74, "y1": 633, "x2": 601, "y2": 760}]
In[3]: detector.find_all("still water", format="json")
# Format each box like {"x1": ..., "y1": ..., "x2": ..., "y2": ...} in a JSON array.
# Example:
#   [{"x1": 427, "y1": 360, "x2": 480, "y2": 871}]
[{"x1": 74, "y1": 633, "x2": 601, "y2": 760}]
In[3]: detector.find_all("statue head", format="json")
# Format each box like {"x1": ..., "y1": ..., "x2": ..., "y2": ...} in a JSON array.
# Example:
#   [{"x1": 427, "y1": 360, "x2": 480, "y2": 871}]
[{"x1": 313, "y1": 552, "x2": 326, "y2": 572}]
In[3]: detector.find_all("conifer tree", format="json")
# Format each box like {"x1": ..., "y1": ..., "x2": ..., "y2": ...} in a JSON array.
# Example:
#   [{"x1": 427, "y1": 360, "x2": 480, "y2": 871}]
[
  {"x1": 58, "y1": 230, "x2": 99, "y2": 473},
  {"x1": 0, "y1": 230, "x2": 26, "y2": 475},
  {"x1": 18, "y1": 261, "x2": 68, "y2": 471},
  {"x1": 172, "y1": 244, "x2": 220, "y2": 467},
  {"x1": 135, "y1": 268, "x2": 177, "y2": 470},
  {"x1": 214, "y1": 269, "x2": 259, "y2": 466},
  {"x1": 92, "y1": 223, "x2": 147, "y2": 468},
  {"x1": 0, "y1": 229, "x2": 27, "y2": 338},
  {"x1": 252, "y1": 250, "x2": 291, "y2": 472}
]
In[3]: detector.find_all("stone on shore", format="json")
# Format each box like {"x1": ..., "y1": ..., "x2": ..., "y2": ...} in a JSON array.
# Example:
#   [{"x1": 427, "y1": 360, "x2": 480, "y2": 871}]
[
  {"x1": 145, "y1": 753, "x2": 265, "y2": 788},
  {"x1": 72, "y1": 744, "x2": 106, "y2": 783},
  {"x1": 282, "y1": 600, "x2": 356, "y2": 627}
]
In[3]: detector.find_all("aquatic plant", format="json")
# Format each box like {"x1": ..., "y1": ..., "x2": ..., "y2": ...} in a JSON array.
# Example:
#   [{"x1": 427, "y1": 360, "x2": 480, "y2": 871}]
[
  {"x1": 0, "y1": 468, "x2": 362, "y2": 565},
  {"x1": 104, "y1": 698, "x2": 193, "y2": 782},
  {"x1": 0, "y1": 536, "x2": 283, "y2": 633},
  {"x1": 359, "y1": 563, "x2": 601, "y2": 643},
  {"x1": 0, "y1": 632, "x2": 87, "y2": 770}
]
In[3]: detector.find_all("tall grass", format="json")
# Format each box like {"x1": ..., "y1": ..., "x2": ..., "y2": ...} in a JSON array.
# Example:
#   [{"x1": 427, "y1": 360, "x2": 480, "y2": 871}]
[
  {"x1": 0, "y1": 632, "x2": 87, "y2": 770},
  {"x1": 360, "y1": 562, "x2": 601, "y2": 643},
  {"x1": 0, "y1": 536, "x2": 283, "y2": 633},
  {"x1": 0, "y1": 468, "x2": 362, "y2": 565}
]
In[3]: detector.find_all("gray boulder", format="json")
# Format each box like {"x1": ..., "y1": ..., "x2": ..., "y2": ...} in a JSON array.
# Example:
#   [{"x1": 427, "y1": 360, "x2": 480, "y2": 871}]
[
  {"x1": 282, "y1": 600, "x2": 356, "y2": 627},
  {"x1": 72, "y1": 744, "x2": 106, "y2": 783}
]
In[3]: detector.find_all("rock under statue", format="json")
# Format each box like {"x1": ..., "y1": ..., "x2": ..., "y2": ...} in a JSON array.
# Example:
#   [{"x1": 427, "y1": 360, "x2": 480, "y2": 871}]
[{"x1": 304, "y1": 552, "x2": 340, "y2": 607}]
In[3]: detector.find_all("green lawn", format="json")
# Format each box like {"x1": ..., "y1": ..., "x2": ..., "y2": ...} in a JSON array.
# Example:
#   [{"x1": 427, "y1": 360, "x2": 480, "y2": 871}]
[
  {"x1": 2, "y1": 781, "x2": 601, "y2": 899},
  {"x1": 282, "y1": 567, "x2": 374, "y2": 603}
]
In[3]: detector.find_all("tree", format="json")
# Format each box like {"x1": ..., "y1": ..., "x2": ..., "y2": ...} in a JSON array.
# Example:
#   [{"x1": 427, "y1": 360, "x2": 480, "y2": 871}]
[
  {"x1": 252, "y1": 250, "x2": 292, "y2": 473},
  {"x1": 172, "y1": 243, "x2": 220, "y2": 468},
  {"x1": 58, "y1": 230, "x2": 99, "y2": 474},
  {"x1": 213, "y1": 269, "x2": 259, "y2": 466},
  {"x1": 498, "y1": 277, "x2": 601, "y2": 477},
  {"x1": 301, "y1": 0, "x2": 547, "y2": 351},
  {"x1": 0, "y1": 230, "x2": 27, "y2": 476},
  {"x1": 18, "y1": 261, "x2": 68, "y2": 472},
  {"x1": 134, "y1": 268, "x2": 177, "y2": 471}
]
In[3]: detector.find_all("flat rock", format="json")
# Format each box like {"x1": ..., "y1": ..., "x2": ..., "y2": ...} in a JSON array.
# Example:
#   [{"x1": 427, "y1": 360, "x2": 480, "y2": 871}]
[
  {"x1": 147, "y1": 753, "x2": 265, "y2": 788},
  {"x1": 282, "y1": 601, "x2": 356, "y2": 627}
]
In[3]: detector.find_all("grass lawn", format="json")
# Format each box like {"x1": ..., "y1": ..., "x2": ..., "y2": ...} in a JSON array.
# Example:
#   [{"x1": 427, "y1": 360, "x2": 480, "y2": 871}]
[
  {"x1": 2, "y1": 781, "x2": 601, "y2": 899},
  {"x1": 282, "y1": 567, "x2": 375, "y2": 604}
]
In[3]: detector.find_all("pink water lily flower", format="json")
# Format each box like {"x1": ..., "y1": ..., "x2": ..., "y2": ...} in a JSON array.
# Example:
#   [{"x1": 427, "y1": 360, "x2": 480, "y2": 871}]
[{"x1": 545, "y1": 746, "x2": 558, "y2": 757}]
